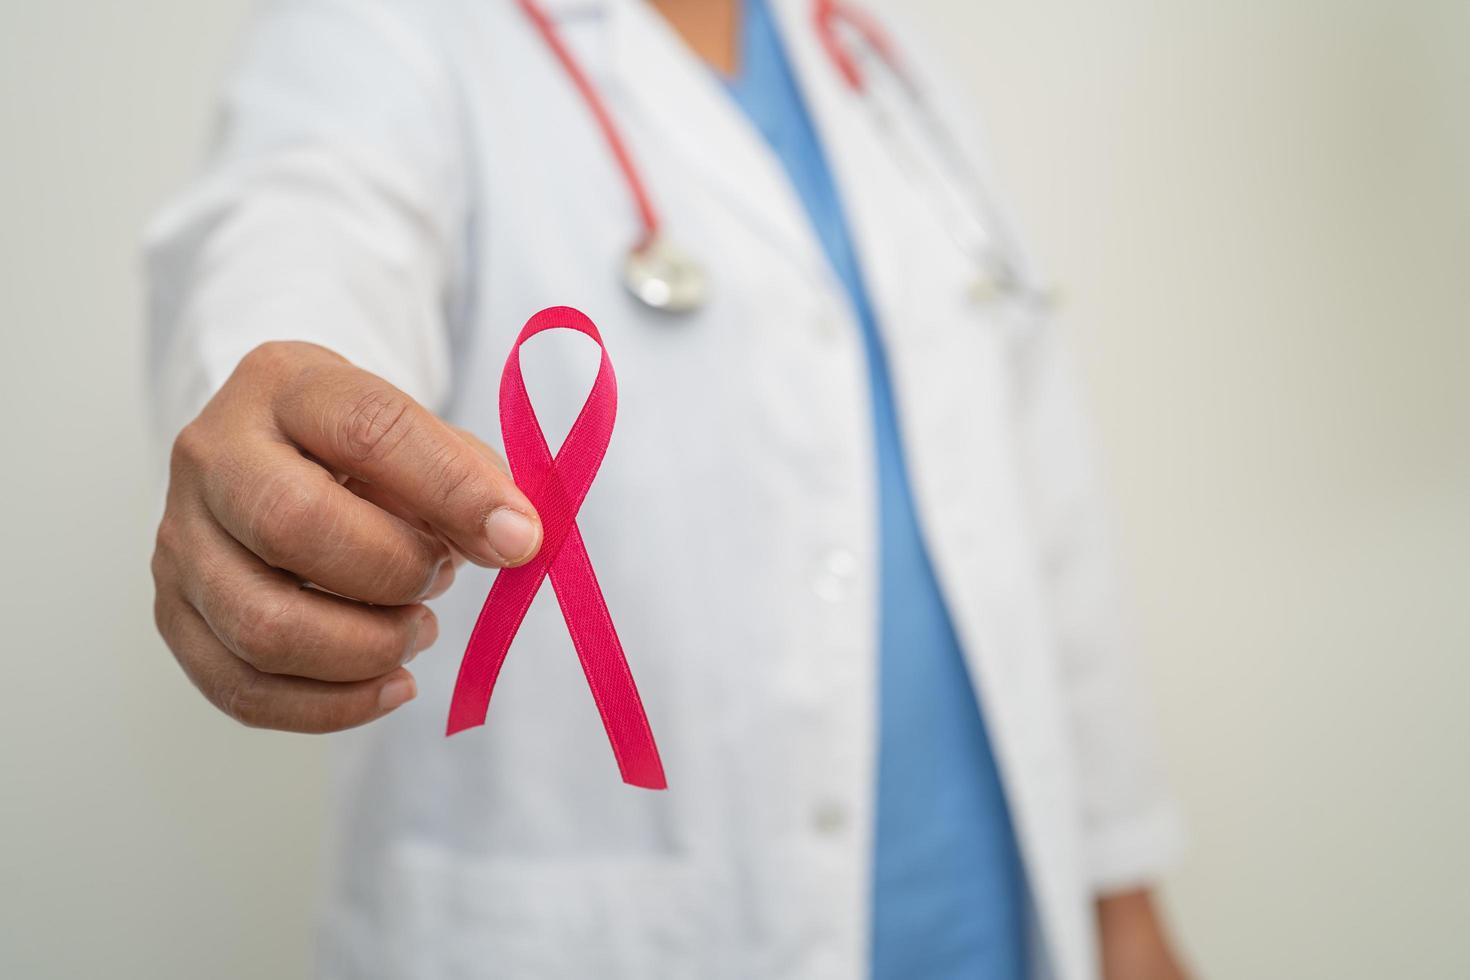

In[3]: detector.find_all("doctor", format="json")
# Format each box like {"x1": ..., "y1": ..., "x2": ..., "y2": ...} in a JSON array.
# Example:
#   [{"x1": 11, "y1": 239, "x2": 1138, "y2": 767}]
[{"x1": 146, "y1": 0, "x2": 1188, "y2": 977}]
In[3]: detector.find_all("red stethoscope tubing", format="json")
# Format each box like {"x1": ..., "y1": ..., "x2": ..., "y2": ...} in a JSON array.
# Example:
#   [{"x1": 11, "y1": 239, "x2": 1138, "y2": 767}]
[
  {"x1": 812, "y1": 0, "x2": 911, "y2": 96},
  {"x1": 514, "y1": 0, "x2": 662, "y2": 250},
  {"x1": 516, "y1": 0, "x2": 904, "y2": 248}
]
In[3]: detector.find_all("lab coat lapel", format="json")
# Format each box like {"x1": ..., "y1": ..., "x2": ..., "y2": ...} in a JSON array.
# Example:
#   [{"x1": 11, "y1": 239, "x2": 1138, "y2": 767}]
[
  {"x1": 769, "y1": 0, "x2": 1018, "y2": 578},
  {"x1": 601, "y1": 0, "x2": 831, "y2": 286},
  {"x1": 765, "y1": 0, "x2": 929, "y2": 345},
  {"x1": 767, "y1": 0, "x2": 1025, "y2": 717}
]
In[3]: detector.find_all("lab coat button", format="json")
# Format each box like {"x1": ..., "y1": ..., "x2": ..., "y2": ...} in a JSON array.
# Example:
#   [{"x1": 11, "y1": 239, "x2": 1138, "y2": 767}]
[
  {"x1": 812, "y1": 548, "x2": 855, "y2": 603},
  {"x1": 823, "y1": 548, "x2": 857, "y2": 578},
  {"x1": 812, "y1": 801, "x2": 848, "y2": 835},
  {"x1": 813, "y1": 313, "x2": 843, "y2": 343}
]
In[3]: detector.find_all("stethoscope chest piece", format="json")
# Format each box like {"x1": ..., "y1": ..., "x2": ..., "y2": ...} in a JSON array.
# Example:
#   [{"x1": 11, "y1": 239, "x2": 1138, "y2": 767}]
[
  {"x1": 623, "y1": 236, "x2": 708, "y2": 314},
  {"x1": 967, "y1": 267, "x2": 1012, "y2": 307}
]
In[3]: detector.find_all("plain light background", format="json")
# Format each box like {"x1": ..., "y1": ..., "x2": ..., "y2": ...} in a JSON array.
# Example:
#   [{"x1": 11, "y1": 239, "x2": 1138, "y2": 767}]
[{"x1": 2, "y1": 1, "x2": 1466, "y2": 977}]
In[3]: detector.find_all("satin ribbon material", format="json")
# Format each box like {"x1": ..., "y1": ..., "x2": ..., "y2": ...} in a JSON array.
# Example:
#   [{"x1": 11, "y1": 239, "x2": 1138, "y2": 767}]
[{"x1": 447, "y1": 306, "x2": 666, "y2": 790}]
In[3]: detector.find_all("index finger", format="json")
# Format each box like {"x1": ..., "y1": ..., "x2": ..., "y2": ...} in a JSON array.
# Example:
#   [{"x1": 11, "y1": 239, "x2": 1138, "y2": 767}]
[{"x1": 273, "y1": 359, "x2": 541, "y2": 568}]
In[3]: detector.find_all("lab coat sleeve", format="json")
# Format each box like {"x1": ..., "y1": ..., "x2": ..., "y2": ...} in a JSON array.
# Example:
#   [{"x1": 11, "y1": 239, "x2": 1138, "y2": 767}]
[
  {"x1": 144, "y1": 0, "x2": 466, "y2": 442},
  {"x1": 1011, "y1": 319, "x2": 1186, "y2": 894},
  {"x1": 879, "y1": 11, "x2": 1185, "y2": 893}
]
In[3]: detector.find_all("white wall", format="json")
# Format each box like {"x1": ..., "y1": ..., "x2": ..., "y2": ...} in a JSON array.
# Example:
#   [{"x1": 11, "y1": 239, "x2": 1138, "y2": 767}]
[
  {"x1": 1, "y1": 1, "x2": 1466, "y2": 977},
  {"x1": 0, "y1": 3, "x2": 320, "y2": 978},
  {"x1": 907, "y1": 3, "x2": 1470, "y2": 977}
]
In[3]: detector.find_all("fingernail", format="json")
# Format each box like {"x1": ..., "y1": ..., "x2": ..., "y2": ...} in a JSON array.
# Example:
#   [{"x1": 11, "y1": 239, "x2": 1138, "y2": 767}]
[
  {"x1": 485, "y1": 508, "x2": 541, "y2": 565},
  {"x1": 422, "y1": 560, "x2": 456, "y2": 600},
  {"x1": 379, "y1": 675, "x2": 417, "y2": 710},
  {"x1": 403, "y1": 609, "x2": 438, "y2": 664}
]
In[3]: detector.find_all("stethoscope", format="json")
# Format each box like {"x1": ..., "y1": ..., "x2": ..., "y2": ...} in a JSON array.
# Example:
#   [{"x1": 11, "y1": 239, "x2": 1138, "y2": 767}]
[{"x1": 516, "y1": 0, "x2": 1050, "y2": 315}]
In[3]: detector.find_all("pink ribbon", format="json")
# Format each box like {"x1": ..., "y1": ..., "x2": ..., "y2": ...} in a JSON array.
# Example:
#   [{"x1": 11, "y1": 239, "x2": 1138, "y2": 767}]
[{"x1": 446, "y1": 306, "x2": 666, "y2": 790}]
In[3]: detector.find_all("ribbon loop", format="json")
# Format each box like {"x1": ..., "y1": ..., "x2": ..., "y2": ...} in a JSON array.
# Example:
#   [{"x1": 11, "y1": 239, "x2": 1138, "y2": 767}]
[{"x1": 447, "y1": 306, "x2": 666, "y2": 790}]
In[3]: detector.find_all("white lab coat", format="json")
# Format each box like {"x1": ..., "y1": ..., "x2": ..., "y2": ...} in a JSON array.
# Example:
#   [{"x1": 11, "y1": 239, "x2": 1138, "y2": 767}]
[{"x1": 145, "y1": 1, "x2": 1182, "y2": 977}]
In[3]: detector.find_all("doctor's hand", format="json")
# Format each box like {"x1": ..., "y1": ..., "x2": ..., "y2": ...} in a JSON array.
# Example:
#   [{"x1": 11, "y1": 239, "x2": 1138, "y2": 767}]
[
  {"x1": 150, "y1": 341, "x2": 542, "y2": 733},
  {"x1": 1098, "y1": 889, "x2": 1192, "y2": 980}
]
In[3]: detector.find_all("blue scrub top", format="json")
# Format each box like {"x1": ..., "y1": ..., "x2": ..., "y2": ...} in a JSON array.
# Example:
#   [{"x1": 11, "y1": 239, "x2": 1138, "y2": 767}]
[{"x1": 721, "y1": 2, "x2": 1028, "y2": 976}]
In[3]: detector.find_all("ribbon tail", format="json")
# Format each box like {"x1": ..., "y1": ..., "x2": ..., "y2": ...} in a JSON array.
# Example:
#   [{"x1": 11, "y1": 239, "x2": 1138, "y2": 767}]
[
  {"x1": 549, "y1": 526, "x2": 667, "y2": 790},
  {"x1": 446, "y1": 563, "x2": 545, "y2": 735}
]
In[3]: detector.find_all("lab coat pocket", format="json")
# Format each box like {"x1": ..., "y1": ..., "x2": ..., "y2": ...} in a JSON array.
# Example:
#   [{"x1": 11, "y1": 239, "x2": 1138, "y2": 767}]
[{"x1": 377, "y1": 838, "x2": 710, "y2": 980}]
